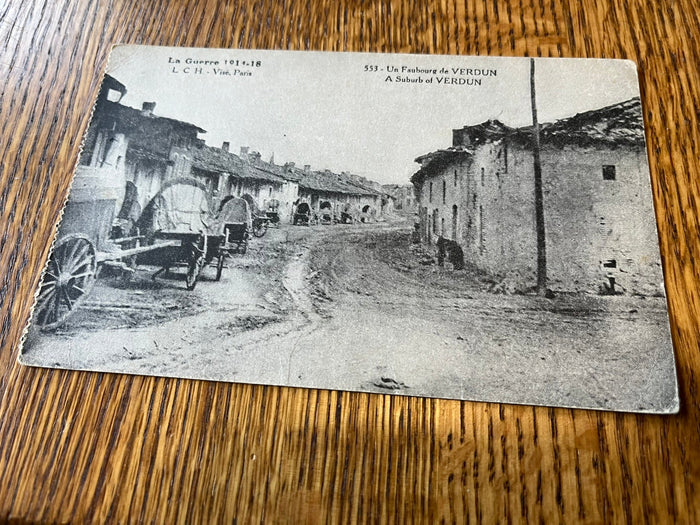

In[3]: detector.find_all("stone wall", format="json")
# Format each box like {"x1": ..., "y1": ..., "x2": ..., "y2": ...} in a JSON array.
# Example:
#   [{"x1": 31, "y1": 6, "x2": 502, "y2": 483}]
[{"x1": 416, "y1": 139, "x2": 664, "y2": 295}]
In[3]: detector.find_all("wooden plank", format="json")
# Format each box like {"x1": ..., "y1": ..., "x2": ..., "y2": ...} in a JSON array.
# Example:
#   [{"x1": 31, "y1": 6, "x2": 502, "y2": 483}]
[
  {"x1": 0, "y1": 0, "x2": 698, "y2": 522},
  {"x1": 96, "y1": 240, "x2": 181, "y2": 263}
]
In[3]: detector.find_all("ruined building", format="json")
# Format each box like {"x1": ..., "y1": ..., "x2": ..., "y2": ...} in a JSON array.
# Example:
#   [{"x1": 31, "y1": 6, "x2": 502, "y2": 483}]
[
  {"x1": 81, "y1": 75, "x2": 207, "y2": 213},
  {"x1": 382, "y1": 184, "x2": 417, "y2": 213},
  {"x1": 411, "y1": 98, "x2": 664, "y2": 294},
  {"x1": 81, "y1": 74, "x2": 390, "y2": 227},
  {"x1": 191, "y1": 144, "x2": 298, "y2": 221}
]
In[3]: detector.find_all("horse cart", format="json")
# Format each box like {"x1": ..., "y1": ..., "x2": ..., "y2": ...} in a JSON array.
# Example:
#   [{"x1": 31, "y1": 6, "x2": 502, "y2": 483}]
[
  {"x1": 34, "y1": 167, "x2": 181, "y2": 330},
  {"x1": 293, "y1": 202, "x2": 312, "y2": 225},
  {"x1": 213, "y1": 196, "x2": 252, "y2": 271},
  {"x1": 265, "y1": 198, "x2": 281, "y2": 228},
  {"x1": 137, "y1": 178, "x2": 238, "y2": 290},
  {"x1": 319, "y1": 202, "x2": 334, "y2": 225},
  {"x1": 240, "y1": 193, "x2": 269, "y2": 238}
]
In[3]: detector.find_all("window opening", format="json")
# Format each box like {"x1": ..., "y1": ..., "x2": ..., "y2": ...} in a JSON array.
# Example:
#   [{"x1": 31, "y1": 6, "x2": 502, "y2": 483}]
[
  {"x1": 603, "y1": 165, "x2": 616, "y2": 180},
  {"x1": 451, "y1": 205, "x2": 458, "y2": 239}
]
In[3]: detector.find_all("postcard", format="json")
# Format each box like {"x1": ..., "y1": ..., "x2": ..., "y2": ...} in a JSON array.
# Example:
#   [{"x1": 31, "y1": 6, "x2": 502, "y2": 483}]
[{"x1": 19, "y1": 45, "x2": 678, "y2": 413}]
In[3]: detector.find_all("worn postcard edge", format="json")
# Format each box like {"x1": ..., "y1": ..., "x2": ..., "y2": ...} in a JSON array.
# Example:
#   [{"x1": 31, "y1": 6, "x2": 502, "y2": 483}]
[{"x1": 15, "y1": 46, "x2": 681, "y2": 415}]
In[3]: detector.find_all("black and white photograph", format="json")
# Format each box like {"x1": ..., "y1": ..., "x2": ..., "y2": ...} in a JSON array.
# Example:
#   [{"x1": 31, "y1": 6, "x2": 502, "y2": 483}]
[{"x1": 20, "y1": 45, "x2": 678, "y2": 413}]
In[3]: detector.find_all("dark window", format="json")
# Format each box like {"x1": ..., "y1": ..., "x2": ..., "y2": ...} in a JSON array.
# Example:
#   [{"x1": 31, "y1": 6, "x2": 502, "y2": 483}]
[
  {"x1": 442, "y1": 179, "x2": 446, "y2": 204},
  {"x1": 603, "y1": 165, "x2": 616, "y2": 180},
  {"x1": 503, "y1": 144, "x2": 508, "y2": 173},
  {"x1": 602, "y1": 259, "x2": 617, "y2": 268},
  {"x1": 479, "y1": 205, "x2": 484, "y2": 254},
  {"x1": 454, "y1": 170, "x2": 458, "y2": 186},
  {"x1": 429, "y1": 182, "x2": 433, "y2": 202},
  {"x1": 481, "y1": 167, "x2": 485, "y2": 185},
  {"x1": 451, "y1": 204, "x2": 458, "y2": 239}
]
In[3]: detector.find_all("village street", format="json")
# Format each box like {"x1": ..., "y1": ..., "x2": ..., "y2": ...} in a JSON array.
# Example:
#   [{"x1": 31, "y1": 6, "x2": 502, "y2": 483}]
[{"x1": 23, "y1": 219, "x2": 676, "y2": 412}]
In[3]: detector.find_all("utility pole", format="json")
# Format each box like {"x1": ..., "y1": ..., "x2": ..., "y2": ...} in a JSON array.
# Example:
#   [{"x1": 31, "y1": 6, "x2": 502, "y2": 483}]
[{"x1": 530, "y1": 58, "x2": 548, "y2": 295}]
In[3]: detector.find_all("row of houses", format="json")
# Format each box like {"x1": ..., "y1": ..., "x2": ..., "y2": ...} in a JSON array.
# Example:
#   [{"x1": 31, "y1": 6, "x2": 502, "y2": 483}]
[
  {"x1": 411, "y1": 98, "x2": 664, "y2": 295},
  {"x1": 81, "y1": 75, "x2": 392, "y2": 228}
]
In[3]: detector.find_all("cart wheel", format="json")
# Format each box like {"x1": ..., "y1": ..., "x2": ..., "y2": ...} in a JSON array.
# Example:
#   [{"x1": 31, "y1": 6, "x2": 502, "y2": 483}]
[
  {"x1": 253, "y1": 220, "x2": 268, "y2": 238},
  {"x1": 185, "y1": 235, "x2": 207, "y2": 291},
  {"x1": 185, "y1": 259, "x2": 200, "y2": 290},
  {"x1": 215, "y1": 253, "x2": 225, "y2": 281},
  {"x1": 35, "y1": 234, "x2": 97, "y2": 330}
]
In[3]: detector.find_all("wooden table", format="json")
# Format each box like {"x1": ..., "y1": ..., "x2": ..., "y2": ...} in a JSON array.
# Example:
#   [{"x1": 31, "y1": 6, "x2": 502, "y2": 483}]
[{"x1": 1, "y1": 1, "x2": 698, "y2": 522}]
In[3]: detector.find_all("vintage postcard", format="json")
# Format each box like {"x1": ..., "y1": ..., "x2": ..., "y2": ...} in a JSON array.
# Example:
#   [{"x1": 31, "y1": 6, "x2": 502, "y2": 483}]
[{"x1": 20, "y1": 45, "x2": 678, "y2": 413}]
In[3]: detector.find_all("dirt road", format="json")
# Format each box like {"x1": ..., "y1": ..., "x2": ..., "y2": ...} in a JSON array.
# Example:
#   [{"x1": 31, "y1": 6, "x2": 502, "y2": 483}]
[{"x1": 22, "y1": 219, "x2": 677, "y2": 412}]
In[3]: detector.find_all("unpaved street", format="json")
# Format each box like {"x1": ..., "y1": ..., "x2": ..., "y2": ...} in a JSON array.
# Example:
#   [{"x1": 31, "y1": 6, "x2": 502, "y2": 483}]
[{"x1": 23, "y1": 219, "x2": 677, "y2": 412}]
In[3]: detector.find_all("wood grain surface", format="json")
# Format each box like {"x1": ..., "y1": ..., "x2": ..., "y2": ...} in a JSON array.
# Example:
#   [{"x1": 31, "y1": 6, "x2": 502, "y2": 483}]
[{"x1": 1, "y1": 0, "x2": 699, "y2": 522}]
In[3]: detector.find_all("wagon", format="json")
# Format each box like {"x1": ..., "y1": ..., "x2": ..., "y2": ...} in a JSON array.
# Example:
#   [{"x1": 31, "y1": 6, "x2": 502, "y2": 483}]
[
  {"x1": 33, "y1": 166, "x2": 181, "y2": 330},
  {"x1": 211, "y1": 196, "x2": 251, "y2": 278},
  {"x1": 340, "y1": 203, "x2": 355, "y2": 224},
  {"x1": 319, "y1": 201, "x2": 334, "y2": 225},
  {"x1": 265, "y1": 198, "x2": 281, "y2": 227},
  {"x1": 137, "y1": 178, "x2": 226, "y2": 290},
  {"x1": 241, "y1": 193, "x2": 269, "y2": 238},
  {"x1": 293, "y1": 202, "x2": 312, "y2": 225}
]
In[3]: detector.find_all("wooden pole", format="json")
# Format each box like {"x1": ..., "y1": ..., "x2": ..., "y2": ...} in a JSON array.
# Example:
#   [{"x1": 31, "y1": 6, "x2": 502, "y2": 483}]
[{"x1": 530, "y1": 58, "x2": 548, "y2": 295}]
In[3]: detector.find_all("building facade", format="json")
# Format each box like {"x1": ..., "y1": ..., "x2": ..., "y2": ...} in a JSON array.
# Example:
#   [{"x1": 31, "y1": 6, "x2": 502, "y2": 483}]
[
  {"x1": 382, "y1": 184, "x2": 417, "y2": 214},
  {"x1": 82, "y1": 74, "x2": 391, "y2": 229},
  {"x1": 412, "y1": 98, "x2": 664, "y2": 294}
]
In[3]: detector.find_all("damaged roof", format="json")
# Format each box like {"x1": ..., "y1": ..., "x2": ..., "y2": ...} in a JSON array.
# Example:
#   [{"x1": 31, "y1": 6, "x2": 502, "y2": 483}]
[
  {"x1": 521, "y1": 97, "x2": 645, "y2": 147},
  {"x1": 283, "y1": 166, "x2": 378, "y2": 195},
  {"x1": 192, "y1": 146, "x2": 286, "y2": 183},
  {"x1": 98, "y1": 101, "x2": 206, "y2": 161},
  {"x1": 412, "y1": 97, "x2": 645, "y2": 185},
  {"x1": 411, "y1": 147, "x2": 473, "y2": 185},
  {"x1": 193, "y1": 146, "x2": 383, "y2": 195}
]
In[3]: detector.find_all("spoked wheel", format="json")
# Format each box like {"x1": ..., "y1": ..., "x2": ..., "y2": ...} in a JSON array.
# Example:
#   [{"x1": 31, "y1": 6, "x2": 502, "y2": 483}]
[
  {"x1": 253, "y1": 218, "x2": 268, "y2": 238},
  {"x1": 35, "y1": 234, "x2": 98, "y2": 331},
  {"x1": 185, "y1": 234, "x2": 207, "y2": 291},
  {"x1": 215, "y1": 252, "x2": 225, "y2": 281}
]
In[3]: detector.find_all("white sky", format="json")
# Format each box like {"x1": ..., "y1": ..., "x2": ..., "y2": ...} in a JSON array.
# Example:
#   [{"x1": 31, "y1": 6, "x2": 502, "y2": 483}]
[{"x1": 108, "y1": 46, "x2": 641, "y2": 185}]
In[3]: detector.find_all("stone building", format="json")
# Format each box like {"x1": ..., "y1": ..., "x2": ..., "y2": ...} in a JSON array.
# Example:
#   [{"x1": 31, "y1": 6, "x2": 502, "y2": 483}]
[
  {"x1": 279, "y1": 164, "x2": 384, "y2": 223},
  {"x1": 191, "y1": 144, "x2": 298, "y2": 220},
  {"x1": 82, "y1": 74, "x2": 389, "y2": 228},
  {"x1": 411, "y1": 98, "x2": 664, "y2": 294},
  {"x1": 81, "y1": 75, "x2": 207, "y2": 215},
  {"x1": 382, "y1": 184, "x2": 417, "y2": 214}
]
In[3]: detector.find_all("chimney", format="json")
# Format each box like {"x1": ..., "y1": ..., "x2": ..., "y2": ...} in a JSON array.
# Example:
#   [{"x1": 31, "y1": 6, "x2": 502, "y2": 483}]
[
  {"x1": 240, "y1": 146, "x2": 249, "y2": 160},
  {"x1": 284, "y1": 162, "x2": 295, "y2": 169},
  {"x1": 222, "y1": 141, "x2": 230, "y2": 152},
  {"x1": 141, "y1": 101, "x2": 156, "y2": 116},
  {"x1": 250, "y1": 151, "x2": 261, "y2": 163},
  {"x1": 304, "y1": 164, "x2": 311, "y2": 173}
]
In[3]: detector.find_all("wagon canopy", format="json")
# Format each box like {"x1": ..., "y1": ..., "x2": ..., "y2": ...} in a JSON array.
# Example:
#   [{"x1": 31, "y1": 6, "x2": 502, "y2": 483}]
[
  {"x1": 212, "y1": 196, "x2": 252, "y2": 233},
  {"x1": 138, "y1": 178, "x2": 213, "y2": 235},
  {"x1": 241, "y1": 193, "x2": 262, "y2": 217},
  {"x1": 297, "y1": 202, "x2": 311, "y2": 215}
]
